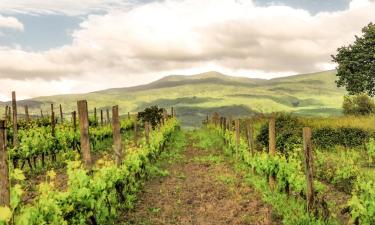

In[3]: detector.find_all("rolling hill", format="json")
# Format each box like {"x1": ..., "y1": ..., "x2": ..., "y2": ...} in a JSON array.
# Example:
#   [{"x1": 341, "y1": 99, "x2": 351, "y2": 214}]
[{"x1": 0, "y1": 70, "x2": 346, "y2": 127}]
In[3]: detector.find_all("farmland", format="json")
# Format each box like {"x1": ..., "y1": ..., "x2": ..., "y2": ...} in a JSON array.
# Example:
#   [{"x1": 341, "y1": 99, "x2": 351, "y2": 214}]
[{"x1": 0, "y1": 90, "x2": 374, "y2": 225}]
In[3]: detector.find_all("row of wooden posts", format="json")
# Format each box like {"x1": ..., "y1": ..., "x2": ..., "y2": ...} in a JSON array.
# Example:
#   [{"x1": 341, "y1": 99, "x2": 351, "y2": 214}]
[
  {"x1": 0, "y1": 92, "x2": 175, "y2": 209},
  {"x1": 210, "y1": 113, "x2": 315, "y2": 214}
]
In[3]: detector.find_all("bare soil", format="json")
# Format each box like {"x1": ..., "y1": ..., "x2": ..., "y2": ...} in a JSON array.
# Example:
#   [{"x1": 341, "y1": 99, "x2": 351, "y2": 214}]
[{"x1": 121, "y1": 140, "x2": 280, "y2": 225}]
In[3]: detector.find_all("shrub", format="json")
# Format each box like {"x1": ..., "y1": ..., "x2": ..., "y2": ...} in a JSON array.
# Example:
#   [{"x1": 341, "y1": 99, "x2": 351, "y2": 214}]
[
  {"x1": 256, "y1": 113, "x2": 303, "y2": 157},
  {"x1": 343, "y1": 94, "x2": 375, "y2": 116}
]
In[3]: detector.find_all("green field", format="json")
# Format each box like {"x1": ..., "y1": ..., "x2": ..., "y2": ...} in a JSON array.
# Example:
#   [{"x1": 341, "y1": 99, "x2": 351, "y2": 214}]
[{"x1": 0, "y1": 70, "x2": 345, "y2": 127}]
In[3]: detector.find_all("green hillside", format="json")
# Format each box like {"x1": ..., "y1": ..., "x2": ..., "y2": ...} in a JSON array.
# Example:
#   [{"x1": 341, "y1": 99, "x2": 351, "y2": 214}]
[{"x1": 0, "y1": 70, "x2": 346, "y2": 127}]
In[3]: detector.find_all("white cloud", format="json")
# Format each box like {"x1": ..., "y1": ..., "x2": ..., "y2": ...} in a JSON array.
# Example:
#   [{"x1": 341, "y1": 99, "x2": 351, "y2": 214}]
[
  {"x1": 0, "y1": 0, "x2": 132, "y2": 16},
  {"x1": 0, "y1": 14, "x2": 23, "y2": 30},
  {"x1": 0, "y1": 0, "x2": 375, "y2": 99}
]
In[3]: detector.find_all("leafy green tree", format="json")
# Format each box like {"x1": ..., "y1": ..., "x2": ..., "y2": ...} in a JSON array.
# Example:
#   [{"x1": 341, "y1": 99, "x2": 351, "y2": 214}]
[
  {"x1": 137, "y1": 105, "x2": 163, "y2": 128},
  {"x1": 332, "y1": 23, "x2": 375, "y2": 96},
  {"x1": 342, "y1": 94, "x2": 375, "y2": 115}
]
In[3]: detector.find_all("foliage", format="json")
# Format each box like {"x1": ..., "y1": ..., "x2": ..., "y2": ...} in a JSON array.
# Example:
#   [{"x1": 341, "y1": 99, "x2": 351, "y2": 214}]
[
  {"x1": 11, "y1": 118, "x2": 179, "y2": 225},
  {"x1": 137, "y1": 105, "x2": 163, "y2": 128},
  {"x1": 349, "y1": 174, "x2": 375, "y2": 225},
  {"x1": 342, "y1": 94, "x2": 375, "y2": 116},
  {"x1": 333, "y1": 23, "x2": 375, "y2": 96},
  {"x1": 256, "y1": 113, "x2": 303, "y2": 157}
]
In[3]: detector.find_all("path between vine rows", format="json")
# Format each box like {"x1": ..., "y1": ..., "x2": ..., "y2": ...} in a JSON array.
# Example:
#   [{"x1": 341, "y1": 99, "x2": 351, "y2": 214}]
[{"x1": 121, "y1": 136, "x2": 281, "y2": 225}]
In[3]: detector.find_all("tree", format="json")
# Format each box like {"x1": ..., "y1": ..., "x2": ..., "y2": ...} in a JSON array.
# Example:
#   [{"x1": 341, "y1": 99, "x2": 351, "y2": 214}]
[
  {"x1": 332, "y1": 23, "x2": 375, "y2": 96},
  {"x1": 342, "y1": 94, "x2": 375, "y2": 115},
  {"x1": 137, "y1": 105, "x2": 163, "y2": 128}
]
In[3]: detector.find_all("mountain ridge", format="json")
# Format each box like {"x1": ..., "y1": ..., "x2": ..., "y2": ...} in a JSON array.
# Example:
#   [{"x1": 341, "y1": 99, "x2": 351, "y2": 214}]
[{"x1": 0, "y1": 70, "x2": 345, "y2": 127}]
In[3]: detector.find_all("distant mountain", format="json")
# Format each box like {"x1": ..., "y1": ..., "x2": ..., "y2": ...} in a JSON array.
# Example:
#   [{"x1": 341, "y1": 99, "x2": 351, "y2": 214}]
[{"x1": 0, "y1": 70, "x2": 345, "y2": 127}]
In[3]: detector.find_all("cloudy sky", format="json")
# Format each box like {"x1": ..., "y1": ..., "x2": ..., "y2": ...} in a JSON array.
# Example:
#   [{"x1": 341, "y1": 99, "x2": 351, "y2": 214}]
[{"x1": 0, "y1": 0, "x2": 374, "y2": 100}]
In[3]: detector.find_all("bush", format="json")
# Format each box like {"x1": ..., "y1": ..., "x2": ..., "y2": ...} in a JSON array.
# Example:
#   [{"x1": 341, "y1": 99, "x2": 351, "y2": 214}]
[
  {"x1": 137, "y1": 105, "x2": 163, "y2": 128},
  {"x1": 343, "y1": 94, "x2": 375, "y2": 116},
  {"x1": 256, "y1": 113, "x2": 303, "y2": 157}
]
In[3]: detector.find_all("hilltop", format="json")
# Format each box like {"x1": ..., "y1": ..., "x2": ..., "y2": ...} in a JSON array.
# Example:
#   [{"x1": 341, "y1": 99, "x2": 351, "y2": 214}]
[{"x1": 0, "y1": 70, "x2": 345, "y2": 127}]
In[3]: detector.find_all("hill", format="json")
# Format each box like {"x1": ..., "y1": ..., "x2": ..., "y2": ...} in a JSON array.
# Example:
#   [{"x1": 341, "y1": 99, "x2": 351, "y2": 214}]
[{"x1": 0, "y1": 70, "x2": 346, "y2": 127}]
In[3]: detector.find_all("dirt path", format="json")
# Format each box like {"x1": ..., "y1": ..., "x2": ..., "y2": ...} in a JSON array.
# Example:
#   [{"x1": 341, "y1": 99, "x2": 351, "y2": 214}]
[{"x1": 122, "y1": 137, "x2": 280, "y2": 225}]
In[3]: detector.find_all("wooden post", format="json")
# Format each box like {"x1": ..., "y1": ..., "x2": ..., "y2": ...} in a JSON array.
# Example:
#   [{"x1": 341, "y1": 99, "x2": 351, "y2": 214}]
[
  {"x1": 171, "y1": 107, "x2": 174, "y2": 118},
  {"x1": 24, "y1": 105, "x2": 30, "y2": 124},
  {"x1": 128, "y1": 112, "x2": 130, "y2": 119},
  {"x1": 235, "y1": 119, "x2": 240, "y2": 149},
  {"x1": 100, "y1": 109, "x2": 104, "y2": 126},
  {"x1": 112, "y1": 106, "x2": 122, "y2": 166},
  {"x1": 145, "y1": 121, "x2": 150, "y2": 145},
  {"x1": 8, "y1": 106, "x2": 11, "y2": 123},
  {"x1": 269, "y1": 114, "x2": 276, "y2": 190},
  {"x1": 72, "y1": 111, "x2": 77, "y2": 131},
  {"x1": 51, "y1": 111, "x2": 55, "y2": 137},
  {"x1": 106, "y1": 108, "x2": 110, "y2": 124},
  {"x1": 246, "y1": 119, "x2": 255, "y2": 156},
  {"x1": 303, "y1": 127, "x2": 315, "y2": 214},
  {"x1": 0, "y1": 120, "x2": 10, "y2": 207},
  {"x1": 77, "y1": 100, "x2": 92, "y2": 171},
  {"x1": 134, "y1": 118, "x2": 138, "y2": 147},
  {"x1": 40, "y1": 109, "x2": 44, "y2": 118},
  {"x1": 59, "y1": 104, "x2": 63, "y2": 123},
  {"x1": 50, "y1": 103, "x2": 54, "y2": 117},
  {"x1": 94, "y1": 107, "x2": 97, "y2": 125}
]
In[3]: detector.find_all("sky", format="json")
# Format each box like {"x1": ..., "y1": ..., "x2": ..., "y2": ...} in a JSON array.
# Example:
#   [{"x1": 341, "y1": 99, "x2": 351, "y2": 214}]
[{"x1": 0, "y1": 0, "x2": 374, "y2": 100}]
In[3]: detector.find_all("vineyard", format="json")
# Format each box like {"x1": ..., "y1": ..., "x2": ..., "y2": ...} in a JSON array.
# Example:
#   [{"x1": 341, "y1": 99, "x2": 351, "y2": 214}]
[{"x1": 0, "y1": 92, "x2": 375, "y2": 225}]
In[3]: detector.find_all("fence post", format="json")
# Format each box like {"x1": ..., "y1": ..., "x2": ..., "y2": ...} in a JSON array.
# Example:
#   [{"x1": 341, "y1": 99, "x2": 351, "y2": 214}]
[
  {"x1": 72, "y1": 111, "x2": 77, "y2": 131},
  {"x1": 106, "y1": 108, "x2": 110, "y2": 124},
  {"x1": 24, "y1": 105, "x2": 30, "y2": 124},
  {"x1": 94, "y1": 107, "x2": 97, "y2": 125},
  {"x1": 246, "y1": 119, "x2": 255, "y2": 156},
  {"x1": 171, "y1": 107, "x2": 174, "y2": 118},
  {"x1": 0, "y1": 120, "x2": 10, "y2": 208},
  {"x1": 40, "y1": 109, "x2": 44, "y2": 119},
  {"x1": 12, "y1": 92, "x2": 18, "y2": 168},
  {"x1": 235, "y1": 119, "x2": 240, "y2": 150},
  {"x1": 59, "y1": 104, "x2": 63, "y2": 123},
  {"x1": 303, "y1": 127, "x2": 315, "y2": 214},
  {"x1": 128, "y1": 112, "x2": 130, "y2": 119},
  {"x1": 4, "y1": 106, "x2": 8, "y2": 121},
  {"x1": 100, "y1": 109, "x2": 104, "y2": 126},
  {"x1": 269, "y1": 113, "x2": 276, "y2": 190},
  {"x1": 112, "y1": 106, "x2": 122, "y2": 166},
  {"x1": 77, "y1": 100, "x2": 92, "y2": 171},
  {"x1": 134, "y1": 116, "x2": 138, "y2": 147}
]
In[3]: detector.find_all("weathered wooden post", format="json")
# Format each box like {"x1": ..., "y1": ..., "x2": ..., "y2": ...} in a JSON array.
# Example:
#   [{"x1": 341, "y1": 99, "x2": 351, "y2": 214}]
[
  {"x1": 94, "y1": 107, "x2": 97, "y2": 125},
  {"x1": 246, "y1": 119, "x2": 255, "y2": 156},
  {"x1": 0, "y1": 120, "x2": 10, "y2": 208},
  {"x1": 100, "y1": 109, "x2": 104, "y2": 126},
  {"x1": 24, "y1": 105, "x2": 30, "y2": 124},
  {"x1": 50, "y1": 103, "x2": 54, "y2": 119},
  {"x1": 145, "y1": 121, "x2": 150, "y2": 145},
  {"x1": 4, "y1": 106, "x2": 8, "y2": 120},
  {"x1": 72, "y1": 111, "x2": 77, "y2": 150},
  {"x1": 40, "y1": 108, "x2": 44, "y2": 118},
  {"x1": 59, "y1": 104, "x2": 63, "y2": 123},
  {"x1": 303, "y1": 127, "x2": 315, "y2": 214},
  {"x1": 8, "y1": 106, "x2": 11, "y2": 123},
  {"x1": 12, "y1": 91, "x2": 18, "y2": 168},
  {"x1": 171, "y1": 107, "x2": 174, "y2": 118},
  {"x1": 269, "y1": 113, "x2": 276, "y2": 190},
  {"x1": 51, "y1": 111, "x2": 56, "y2": 162},
  {"x1": 112, "y1": 105, "x2": 122, "y2": 166},
  {"x1": 106, "y1": 108, "x2": 110, "y2": 124},
  {"x1": 134, "y1": 116, "x2": 138, "y2": 147},
  {"x1": 72, "y1": 111, "x2": 77, "y2": 131},
  {"x1": 235, "y1": 119, "x2": 240, "y2": 150},
  {"x1": 128, "y1": 112, "x2": 130, "y2": 120},
  {"x1": 77, "y1": 100, "x2": 92, "y2": 171}
]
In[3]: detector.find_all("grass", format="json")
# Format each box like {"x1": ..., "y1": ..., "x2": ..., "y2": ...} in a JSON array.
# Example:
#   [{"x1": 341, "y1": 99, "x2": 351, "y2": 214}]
[{"x1": 0, "y1": 70, "x2": 346, "y2": 127}]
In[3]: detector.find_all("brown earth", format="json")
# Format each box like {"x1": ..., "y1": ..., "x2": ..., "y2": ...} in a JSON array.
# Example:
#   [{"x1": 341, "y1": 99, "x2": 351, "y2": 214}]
[{"x1": 121, "y1": 140, "x2": 281, "y2": 225}]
